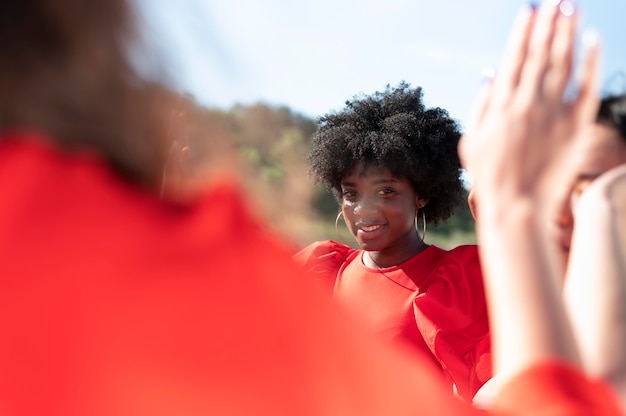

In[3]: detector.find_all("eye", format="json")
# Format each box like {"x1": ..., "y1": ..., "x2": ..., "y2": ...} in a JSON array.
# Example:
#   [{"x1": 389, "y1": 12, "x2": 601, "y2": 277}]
[
  {"x1": 342, "y1": 189, "x2": 358, "y2": 201},
  {"x1": 378, "y1": 188, "x2": 396, "y2": 196}
]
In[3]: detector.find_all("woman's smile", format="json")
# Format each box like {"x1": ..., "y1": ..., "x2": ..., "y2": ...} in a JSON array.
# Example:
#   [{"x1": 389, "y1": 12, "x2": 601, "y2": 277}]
[{"x1": 357, "y1": 223, "x2": 386, "y2": 240}]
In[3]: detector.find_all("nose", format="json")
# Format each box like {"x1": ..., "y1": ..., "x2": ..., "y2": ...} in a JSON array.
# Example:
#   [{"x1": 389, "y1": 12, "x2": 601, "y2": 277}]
[{"x1": 353, "y1": 194, "x2": 379, "y2": 218}]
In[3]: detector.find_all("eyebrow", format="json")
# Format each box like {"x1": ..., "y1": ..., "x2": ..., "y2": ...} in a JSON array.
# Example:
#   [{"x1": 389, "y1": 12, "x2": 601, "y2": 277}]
[
  {"x1": 341, "y1": 177, "x2": 399, "y2": 187},
  {"x1": 576, "y1": 172, "x2": 601, "y2": 181}
]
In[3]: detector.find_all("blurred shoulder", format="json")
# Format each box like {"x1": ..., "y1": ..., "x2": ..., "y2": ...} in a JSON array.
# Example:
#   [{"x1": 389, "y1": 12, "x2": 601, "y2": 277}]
[{"x1": 293, "y1": 240, "x2": 356, "y2": 268}]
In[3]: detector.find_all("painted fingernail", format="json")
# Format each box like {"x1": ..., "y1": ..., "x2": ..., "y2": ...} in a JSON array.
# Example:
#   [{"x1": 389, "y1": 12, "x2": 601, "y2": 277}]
[
  {"x1": 581, "y1": 28, "x2": 599, "y2": 48},
  {"x1": 481, "y1": 67, "x2": 496, "y2": 83},
  {"x1": 559, "y1": 0, "x2": 575, "y2": 16}
]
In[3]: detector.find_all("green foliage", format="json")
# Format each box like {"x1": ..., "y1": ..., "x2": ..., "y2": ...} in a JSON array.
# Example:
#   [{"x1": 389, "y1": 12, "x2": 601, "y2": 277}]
[{"x1": 176, "y1": 93, "x2": 475, "y2": 248}]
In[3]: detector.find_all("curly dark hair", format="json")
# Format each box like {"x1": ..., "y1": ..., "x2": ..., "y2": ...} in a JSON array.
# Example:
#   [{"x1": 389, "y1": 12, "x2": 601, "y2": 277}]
[{"x1": 308, "y1": 82, "x2": 464, "y2": 225}]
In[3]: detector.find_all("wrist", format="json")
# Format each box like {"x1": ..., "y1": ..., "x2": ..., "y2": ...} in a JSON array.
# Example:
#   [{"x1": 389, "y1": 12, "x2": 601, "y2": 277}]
[{"x1": 476, "y1": 197, "x2": 541, "y2": 231}]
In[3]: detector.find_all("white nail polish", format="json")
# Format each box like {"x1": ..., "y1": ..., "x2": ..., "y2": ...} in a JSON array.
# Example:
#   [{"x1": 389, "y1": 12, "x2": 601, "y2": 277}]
[
  {"x1": 559, "y1": 0, "x2": 575, "y2": 17},
  {"x1": 481, "y1": 67, "x2": 496, "y2": 82},
  {"x1": 581, "y1": 28, "x2": 599, "y2": 49}
]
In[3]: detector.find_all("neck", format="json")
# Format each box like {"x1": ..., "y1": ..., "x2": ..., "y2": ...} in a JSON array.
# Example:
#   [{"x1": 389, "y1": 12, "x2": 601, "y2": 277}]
[{"x1": 365, "y1": 238, "x2": 428, "y2": 269}]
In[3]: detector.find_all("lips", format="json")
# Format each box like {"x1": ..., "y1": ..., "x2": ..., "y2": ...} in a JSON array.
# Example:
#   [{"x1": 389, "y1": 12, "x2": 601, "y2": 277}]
[
  {"x1": 357, "y1": 223, "x2": 386, "y2": 241},
  {"x1": 361, "y1": 224, "x2": 383, "y2": 232}
]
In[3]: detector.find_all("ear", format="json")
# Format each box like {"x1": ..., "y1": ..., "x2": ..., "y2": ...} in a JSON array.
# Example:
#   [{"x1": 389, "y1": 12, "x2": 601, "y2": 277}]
[
  {"x1": 468, "y1": 189, "x2": 478, "y2": 221},
  {"x1": 415, "y1": 197, "x2": 429, "y2": 209}
]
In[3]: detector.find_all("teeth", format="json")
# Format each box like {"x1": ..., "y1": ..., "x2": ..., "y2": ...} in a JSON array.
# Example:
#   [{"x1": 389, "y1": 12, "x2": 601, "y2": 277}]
[{"x1": 361, "y1": 224, "x2": 382, "y2": 232}]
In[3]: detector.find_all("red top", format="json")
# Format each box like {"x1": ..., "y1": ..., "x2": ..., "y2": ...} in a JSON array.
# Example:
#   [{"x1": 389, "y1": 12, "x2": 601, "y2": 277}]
[
  {"x1": 294, "y1": 240, "x2": 491, "y2": 401},
  {"x1": 0, "y1": 132, "x2": 620, "y2": 415}
]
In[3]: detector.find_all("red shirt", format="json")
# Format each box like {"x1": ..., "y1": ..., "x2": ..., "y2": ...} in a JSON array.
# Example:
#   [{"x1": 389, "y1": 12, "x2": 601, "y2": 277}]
[
  {"x1": 0, "y1": 132, "x2": 620, "y2": 415},
  {"x1": 295, "y1": 240, "x2": 491, "y2": 401}
]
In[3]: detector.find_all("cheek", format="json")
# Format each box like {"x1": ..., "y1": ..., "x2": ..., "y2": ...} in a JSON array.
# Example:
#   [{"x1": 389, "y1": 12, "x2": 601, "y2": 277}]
[
  {"x1": 387, "y1": 205, "x2": 416, "y2": 230},
  {"x1": 341, "y1": 205, "x2": 358, "y2": 232},
  {"x1": 341, "y1": 201, "x2": 355, "y2": 217}
]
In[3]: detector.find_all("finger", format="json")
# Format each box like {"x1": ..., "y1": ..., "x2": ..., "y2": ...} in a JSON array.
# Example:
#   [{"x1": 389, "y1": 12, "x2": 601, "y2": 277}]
[
  {"x1": 458, "y1": 134, "x2": 472, "y2": 175},
  {"x1": 575, "y1": 30, "x2": 602, "y2": 124},
  {"x1": 518, "y1": 0, "x2": 562, "y2": 97},
  {"x1": 465, "y1": 74, "x2": 494, "y2": 135},
  {"x1": 492, "y1": 4, "x2": 537, "y2": 102},
  {"x1": 543, "y1": 1, "x2": 578, "y2": 102},
  {"x1": 458, "y1": 81, "x2": 492, "y2": 172}
]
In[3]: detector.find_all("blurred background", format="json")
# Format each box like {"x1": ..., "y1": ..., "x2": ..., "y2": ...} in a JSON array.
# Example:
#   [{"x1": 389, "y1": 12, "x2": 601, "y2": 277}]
[{"x1": 131, "y1": 0, "x2": 626, "y2": 249}]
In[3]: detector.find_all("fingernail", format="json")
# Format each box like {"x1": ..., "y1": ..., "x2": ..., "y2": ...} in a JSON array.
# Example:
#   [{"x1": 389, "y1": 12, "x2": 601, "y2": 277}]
[
  {"x1": 481, "y1": 67, "x2": 496, "y2": 83},
  {"x1": 546, "y1": 0, "x2": 562, "y2": 7},
  {"x1": 581, "y1": 28, "x2": 599, "y2": 48},
  {"x1": 559, "y1": 0, "x2": 575, "y2": 16}
]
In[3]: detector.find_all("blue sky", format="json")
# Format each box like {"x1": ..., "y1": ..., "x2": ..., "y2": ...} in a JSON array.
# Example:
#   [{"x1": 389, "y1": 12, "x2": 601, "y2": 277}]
[{"x1": 136, "y1": 0, "x2": 626, "y2": 128}]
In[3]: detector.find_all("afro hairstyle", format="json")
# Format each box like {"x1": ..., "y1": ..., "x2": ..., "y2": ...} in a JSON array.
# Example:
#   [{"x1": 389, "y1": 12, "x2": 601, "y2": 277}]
[{"x1": 307, "y1": 81, "x2": 465, "y2": 225}]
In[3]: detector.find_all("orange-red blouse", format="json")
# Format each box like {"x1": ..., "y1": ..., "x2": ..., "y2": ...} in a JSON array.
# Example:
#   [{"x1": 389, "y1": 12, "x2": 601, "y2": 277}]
[
  {"x1": 0, "y1": 132, "x2": 620, "y2": 415},
  {"x1": 295, "y1": 240, "x2": 491, "y2": 401}
]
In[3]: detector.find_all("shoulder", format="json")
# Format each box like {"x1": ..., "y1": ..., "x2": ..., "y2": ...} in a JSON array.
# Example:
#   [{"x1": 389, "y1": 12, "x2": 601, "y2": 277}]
[
  {"x1": 293, "y1": 240, "x2": 355, "y2": 269},
  {"x1": 431, "y1": 245, "x2": 483, "y2": 283},
  {"x1": 293, "y1": 241, "x2": 357, "y2": 288},
  {"x1": 440, "y1": 244, "x2": 480, "y2": 265},
  {"x1": 414, "y1": 244, "x2": 486, "y2": 319}
]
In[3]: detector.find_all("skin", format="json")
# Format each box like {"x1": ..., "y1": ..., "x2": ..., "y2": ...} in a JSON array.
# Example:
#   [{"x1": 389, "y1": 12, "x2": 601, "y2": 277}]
[
  {"x1": 464, "y1": 1, "x2": 626, "y2": 409},
  {"x1": 340, "y1": 162, "x2": 428, "y2": 269},
  {"x1": 553, "y1": 122, "x2": 626, "y2": 270},
  {"x1": 470, "y1": 106, "x2": 626, "y2": 410},
  {"x1": 559, "y1": 125, "x2": 626, "y2": 409},
  {"x1": 473, "y1": 116, "x2": 626, "y2": 409},
  {"x1": 459, "y1": 0, "x2": 598, "y2": 384}
]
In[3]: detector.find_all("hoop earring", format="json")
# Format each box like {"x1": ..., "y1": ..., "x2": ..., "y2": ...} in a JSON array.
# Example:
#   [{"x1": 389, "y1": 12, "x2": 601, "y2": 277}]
[
  {"x1": 335, "y1": 211, "x2": 357, "y2": 245},
  {"x1": 415, "y1": 208, "x2": 427, "y2": 242}
]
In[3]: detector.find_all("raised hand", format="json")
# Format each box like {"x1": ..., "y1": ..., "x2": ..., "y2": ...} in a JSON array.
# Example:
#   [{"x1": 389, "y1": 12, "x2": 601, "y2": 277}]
[
  {"x1": 458, "y1": 0, "x2": 601, "y2": 384},
  {"x1": 460, "y1": 1, "x2": 600, "y2": 211}
]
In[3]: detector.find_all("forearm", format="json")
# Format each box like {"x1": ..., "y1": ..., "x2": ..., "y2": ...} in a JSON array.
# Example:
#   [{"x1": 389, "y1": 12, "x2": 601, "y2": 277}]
[
  {"x1": 477, "y1": 199, "x2": 579, "y2": 378},
  {"x1": 564, "y1": 168, "x2": 626, "y2": 406}
]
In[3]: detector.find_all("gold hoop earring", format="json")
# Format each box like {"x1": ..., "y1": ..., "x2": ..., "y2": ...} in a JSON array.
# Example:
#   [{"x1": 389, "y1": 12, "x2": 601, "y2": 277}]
[
  {"x1": 415, "y1": 208, "x2": 427, "y2": 242},
  {"x1": 335, "y1": 211, "x2": 357, "y2": 245}
]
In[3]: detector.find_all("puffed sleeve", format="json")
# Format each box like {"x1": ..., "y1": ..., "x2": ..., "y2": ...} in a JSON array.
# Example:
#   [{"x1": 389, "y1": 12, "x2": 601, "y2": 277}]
[
  {"x1": 292, "y1": 240, "x2": 354, "y2": 291},
  {"x1": 412, "y1": 245, "x2": 492, "y2": 402}
]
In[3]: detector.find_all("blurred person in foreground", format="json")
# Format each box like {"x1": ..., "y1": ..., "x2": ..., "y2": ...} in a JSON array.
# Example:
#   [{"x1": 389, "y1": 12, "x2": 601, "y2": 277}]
[
  {"x1": 0, "y1": 1, "x2": 621, "y2": 415},
  {"x1": 471, "y1": 91, "x2": 626, "y2": 411},
  {"x1": 556, "y1": 92, "x2": 626, "y2": 410},
  {"x1": 460, "y1": 0, "x2": 626, "y2": 412}
]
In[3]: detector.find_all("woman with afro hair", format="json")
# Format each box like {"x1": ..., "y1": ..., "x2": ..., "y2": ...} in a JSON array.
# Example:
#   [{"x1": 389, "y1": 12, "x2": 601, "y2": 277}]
[{"x1": 294, "y1": 82, "x2": 491, "y2": 403}]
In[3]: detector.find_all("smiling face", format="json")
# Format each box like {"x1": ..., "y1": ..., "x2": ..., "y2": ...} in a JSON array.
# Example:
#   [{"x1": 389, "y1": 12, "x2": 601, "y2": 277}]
[
  {"x1": 340, "y1": 163, "x2": 427, "y2": 266},
  {"x1": 554, "y1": 122, "x2": 626, "y2": 268}
]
